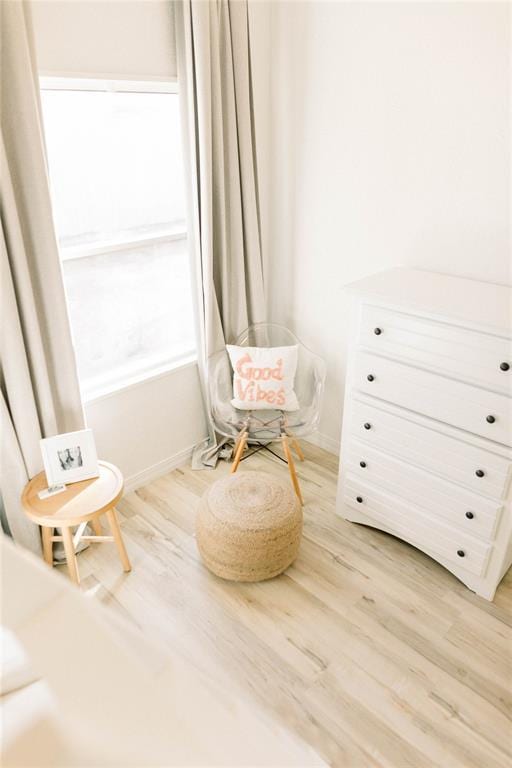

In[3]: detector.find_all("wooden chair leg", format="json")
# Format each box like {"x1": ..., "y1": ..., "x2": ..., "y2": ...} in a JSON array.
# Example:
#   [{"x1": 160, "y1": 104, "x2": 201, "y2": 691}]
[
  {"x1": 106, "y1": 508, "x2": 131, "y2": 572},
  {"x1": 291, "y1": 439, "x2": 305, "y2": 461},
  {"x1": 282, "y1": 435, "x2": 304, "y2": 506},
  {"x1": 231, "y1": 432, "x2": 247, "y2": 474},
  {"x1": 61, "y1": 526, "x2": 80, "y2": 585},
  {"x1": 233, "y1": 426, "x2": 245, "y2": 454},
  {"x1": 91, "y1": 517, "x2": 103, "y2": 537},
  {"x1": 41, "y1": 526, "x2": 54, "y2": 566}
]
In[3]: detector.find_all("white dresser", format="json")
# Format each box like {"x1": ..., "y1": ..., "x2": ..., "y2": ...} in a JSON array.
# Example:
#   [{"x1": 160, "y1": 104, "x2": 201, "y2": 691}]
[{"x1": 336, "y1": 268, "x2": 512, "y2": 600}]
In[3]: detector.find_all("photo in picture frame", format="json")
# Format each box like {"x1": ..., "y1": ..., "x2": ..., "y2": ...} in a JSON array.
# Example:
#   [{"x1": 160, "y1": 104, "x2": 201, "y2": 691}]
[{"x1": 40, "y1": 428, "x2": 99, "y2": 487}]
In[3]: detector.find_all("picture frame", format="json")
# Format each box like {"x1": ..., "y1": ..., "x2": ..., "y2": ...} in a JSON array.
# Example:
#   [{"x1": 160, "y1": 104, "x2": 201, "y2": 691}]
[{"x1": 40, "y1": 428, "x2": 100, "y2": 487}]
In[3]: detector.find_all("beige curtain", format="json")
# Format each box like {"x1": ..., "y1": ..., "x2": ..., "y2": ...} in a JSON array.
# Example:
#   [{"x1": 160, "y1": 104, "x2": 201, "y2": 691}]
[
  {"x1": 0, "y1": 1, "x2": 84, "y2": 553},
  {"x1": 174, "y1": 0, "x2": 266, "y2": 467}
]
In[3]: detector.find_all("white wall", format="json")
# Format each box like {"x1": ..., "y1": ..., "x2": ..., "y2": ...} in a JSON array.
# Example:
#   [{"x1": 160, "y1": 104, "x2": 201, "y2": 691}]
[
  {"x1": 31, "y1": 0, "x2": 207, "y2": 483},
  {"x1": 267, "y1": 1, "x2": 511, "y2": 452},
  {"x1": 85, "y1": 364, "x2": 206, "y2": 490}
]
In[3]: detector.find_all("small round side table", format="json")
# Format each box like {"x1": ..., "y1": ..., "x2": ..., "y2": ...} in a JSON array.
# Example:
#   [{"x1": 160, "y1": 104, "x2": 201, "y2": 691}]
[{"x1": 21, "y1": 460, "x2": 131, "y2": 586}]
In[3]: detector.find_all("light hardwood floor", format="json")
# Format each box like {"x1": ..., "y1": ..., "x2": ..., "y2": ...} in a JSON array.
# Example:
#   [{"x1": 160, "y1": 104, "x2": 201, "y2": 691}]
[{"x1": 76, "y1": 443, "x2": 512, "y2": 768}]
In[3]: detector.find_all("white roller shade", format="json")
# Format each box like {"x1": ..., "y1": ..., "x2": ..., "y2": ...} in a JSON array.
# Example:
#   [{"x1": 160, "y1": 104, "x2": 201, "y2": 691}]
[{"x1": 30, "y1": 1, "x2": 176, "y2": 80}]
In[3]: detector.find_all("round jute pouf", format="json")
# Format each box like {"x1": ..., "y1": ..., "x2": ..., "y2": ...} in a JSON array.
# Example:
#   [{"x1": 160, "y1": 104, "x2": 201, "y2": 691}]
[{"x1": 196, "y1": 470, "x2": 303, "y2": 582}]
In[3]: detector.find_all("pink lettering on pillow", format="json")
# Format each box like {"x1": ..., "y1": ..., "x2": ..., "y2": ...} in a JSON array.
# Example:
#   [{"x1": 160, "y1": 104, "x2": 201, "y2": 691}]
[
  {"x1": 235, "y1": 377, "x2": 286, "y2": 406},
  {"x1": 227, "y1": 344, "x2": 298, "y2": 412},
  {"x1": 236, "y1": 353, "x2": 284, "y2": 382},
  {"x1": 236, "y1": 379, "x2": 254, "y2": 401}
]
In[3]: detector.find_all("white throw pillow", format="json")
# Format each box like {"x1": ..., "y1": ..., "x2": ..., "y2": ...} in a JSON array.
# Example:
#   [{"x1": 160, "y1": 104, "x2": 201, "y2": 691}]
[{"x1": 226, "y1": 345, "x2": 299, "y2": 411}]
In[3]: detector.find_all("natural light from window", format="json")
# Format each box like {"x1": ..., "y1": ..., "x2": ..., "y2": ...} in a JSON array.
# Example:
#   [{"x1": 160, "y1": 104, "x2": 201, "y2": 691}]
[{"x1": 40, "y1": 80, "x2": 196, "y2": 398}]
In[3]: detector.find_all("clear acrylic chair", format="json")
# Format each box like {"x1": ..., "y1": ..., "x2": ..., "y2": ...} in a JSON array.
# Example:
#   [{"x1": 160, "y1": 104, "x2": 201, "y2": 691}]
[{"x1": 208, "y1": 323, "x2": 326, "y2": 504}]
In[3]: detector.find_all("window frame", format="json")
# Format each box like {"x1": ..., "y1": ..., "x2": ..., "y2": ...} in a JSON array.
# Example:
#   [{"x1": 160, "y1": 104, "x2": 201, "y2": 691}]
[{"x1": 40, "y1": 76, "x2": 196, "y2": 402}]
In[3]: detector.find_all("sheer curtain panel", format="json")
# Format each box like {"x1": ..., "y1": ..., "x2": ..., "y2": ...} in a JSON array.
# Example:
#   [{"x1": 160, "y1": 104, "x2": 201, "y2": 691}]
[
  {"x1": 0, "y1": 1, "x2": 84, "y2": 552},
  {"x1": 174, "y1": 0, "x2": 267, "y2": 468}
]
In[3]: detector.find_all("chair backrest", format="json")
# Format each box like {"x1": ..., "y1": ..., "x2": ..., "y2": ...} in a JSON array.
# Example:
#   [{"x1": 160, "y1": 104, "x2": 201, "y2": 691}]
[
  {"x1": 235, "y1": 323, "x2": 298, "y2": 348},
  {"x1": 208, "y1": 323, "x2": 326, "y2": 439}
]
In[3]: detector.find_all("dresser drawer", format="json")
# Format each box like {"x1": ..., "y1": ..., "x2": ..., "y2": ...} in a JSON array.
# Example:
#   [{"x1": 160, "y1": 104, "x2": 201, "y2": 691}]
[
  {"x1": 343, "y1": 476, "x2": 492, "y2": 577},
  {"x1": 354, "y1": 351, "x2": 512, "y2": 446},
  {"x1": 349, "y1": 398, "x2": 512, "y2": 500},
  {"x1": 346, "y1": 441, "x2": 502, "y2": 541},
  {"x1": 359, "y1": 305, "x2": 512, "y2": 395}
]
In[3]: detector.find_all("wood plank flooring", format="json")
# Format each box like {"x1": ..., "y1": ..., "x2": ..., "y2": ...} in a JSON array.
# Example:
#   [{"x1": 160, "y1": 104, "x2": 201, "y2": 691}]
[{"x1": 76, "y1": 443, "x2": 512, "y2": 767}]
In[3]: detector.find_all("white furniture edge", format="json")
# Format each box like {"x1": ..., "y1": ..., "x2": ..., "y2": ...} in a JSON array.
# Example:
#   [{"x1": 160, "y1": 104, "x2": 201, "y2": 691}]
[
  {"x1": 344, "y1": 267, "x2": 512, "y2": 337},
  {"x1": 336, "y1": 268, "x2": 512, "y2": 600}
]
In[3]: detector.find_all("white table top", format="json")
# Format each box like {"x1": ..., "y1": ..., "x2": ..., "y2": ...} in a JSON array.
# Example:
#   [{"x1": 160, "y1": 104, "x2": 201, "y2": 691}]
[{"x1": 344, "y1": 268, "x2": 512, "y2": 336}]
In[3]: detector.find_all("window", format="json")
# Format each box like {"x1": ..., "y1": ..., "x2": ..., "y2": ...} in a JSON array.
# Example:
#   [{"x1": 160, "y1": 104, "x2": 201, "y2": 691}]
[{"x1": 40, "y1": 78, "x2": 196, "y2": 399}]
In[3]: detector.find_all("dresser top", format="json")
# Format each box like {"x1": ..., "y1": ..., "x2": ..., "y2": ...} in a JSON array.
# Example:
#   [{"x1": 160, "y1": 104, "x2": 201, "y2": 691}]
[{"x1": 345, "y1": 268, "x2": 511, "y2": 336}]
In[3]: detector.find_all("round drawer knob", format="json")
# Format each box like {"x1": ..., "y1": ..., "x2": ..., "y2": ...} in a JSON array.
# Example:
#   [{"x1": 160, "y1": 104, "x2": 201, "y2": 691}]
[
  {"x1": 500, "y1": 362, "x2": 510, "y2": 371},
  {"x1": 457, "y1": 549, "x2": 465, "y2": 558},
  {"x1": 465, "y1": 511, "x2": 474, "y2": 520},
  {"x1": 356, "y1": 496, "x2": 363, "y2": 503},
  {"x1": 374, "y1": 327, "x2": 382, "y2": 335},
  {"x1": 359, "y1": 461, "x2": 367, "y2": 468},
  {"x1": 486, "y1": 415, "x2": 496, "y2": 424},
  {"x1": 364, "y1": 422, "x2": 372, "y2": 430},
  {"x1": 475, "y1": 469, "x2": 485, "y2": 478},
  {"x1": 367, "y1": 374, "x2": 375, "y2": 382}
]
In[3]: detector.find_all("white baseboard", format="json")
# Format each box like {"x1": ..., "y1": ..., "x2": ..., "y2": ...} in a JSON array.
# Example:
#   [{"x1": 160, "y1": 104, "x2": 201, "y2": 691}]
[
  {"x1": 304, "y1": 431, "x2": 340, "y2": 456},
  {"x1": 124, "y1": 444, "x2": 195, "y2": 493},
  {"x1": 124, "y1": 434, "x2": 338, "y2": 493}
]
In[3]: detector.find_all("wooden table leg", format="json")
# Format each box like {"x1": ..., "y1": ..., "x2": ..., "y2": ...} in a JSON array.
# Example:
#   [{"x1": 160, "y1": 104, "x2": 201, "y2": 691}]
[
  {"x1": 41, "y1": 526, "x2": 54, "y2": 566},
  {"x1": 61, "y1": 526, "x2": 80, "y2": 585},
  {"x1": 91, "y1": 517, "x2": 103, "y2": 537},
  {"x1": 106, "y1": 508, "x2": 131, "y2": 572}
]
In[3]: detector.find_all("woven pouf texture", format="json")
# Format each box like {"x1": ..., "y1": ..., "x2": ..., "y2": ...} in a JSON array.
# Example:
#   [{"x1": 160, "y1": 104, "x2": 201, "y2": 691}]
[{"x1": 196, "y1": 470, "x2": 303, "y2": 582}]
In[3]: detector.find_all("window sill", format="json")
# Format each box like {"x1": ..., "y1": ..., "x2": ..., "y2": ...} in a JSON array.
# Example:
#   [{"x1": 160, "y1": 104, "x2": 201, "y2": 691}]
[
  {"x1": 82, "y1": 353, "x2": 198, "y2": 405},
  {"x1": 61, "y1": 227, "x2": 187, "y2": 261}
]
